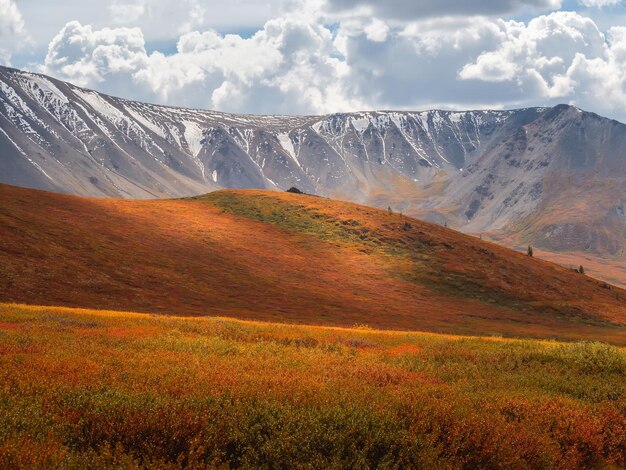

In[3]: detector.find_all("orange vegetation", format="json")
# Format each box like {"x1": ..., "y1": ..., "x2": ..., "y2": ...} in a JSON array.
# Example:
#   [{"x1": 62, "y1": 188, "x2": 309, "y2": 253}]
[
  {"x1": 0, "y1": 304, "x2": 624, "y2": 469},
  {"x1": 0, "y1": 183, "x2": 625, "y2": 344}
]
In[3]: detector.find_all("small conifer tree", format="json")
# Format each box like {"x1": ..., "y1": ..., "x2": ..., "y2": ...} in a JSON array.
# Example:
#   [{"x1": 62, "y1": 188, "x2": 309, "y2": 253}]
[
  {"x1": 579, "y1": 265, "x2": 585, "y2": 274},
  {"x1": 527, "y1": 245, "x2": 533, "y2": 257}
]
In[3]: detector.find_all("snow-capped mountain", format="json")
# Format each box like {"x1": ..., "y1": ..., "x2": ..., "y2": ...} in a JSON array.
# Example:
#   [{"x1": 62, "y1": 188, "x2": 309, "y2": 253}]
[
  {"x1": 0, "y1": 65, "x2": 533, "y2": 199},
  {"x1": 2, "y1": 65, "x2": 626, "y2": 256}
]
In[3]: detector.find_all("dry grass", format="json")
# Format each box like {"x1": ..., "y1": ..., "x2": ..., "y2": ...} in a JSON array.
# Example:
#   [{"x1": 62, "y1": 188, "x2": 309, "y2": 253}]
[
  {"x1": 1, "y1": 183, "x2": 625, "y2": 344},
  {"x1": 0, "y1": 303, "x2": 624, "y2": 469}
]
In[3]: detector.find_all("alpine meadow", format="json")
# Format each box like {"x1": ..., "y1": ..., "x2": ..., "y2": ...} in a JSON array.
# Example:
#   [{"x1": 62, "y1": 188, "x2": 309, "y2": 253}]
[{"x1": 1, "y1": 0, "x2": 626, "y2": 468}]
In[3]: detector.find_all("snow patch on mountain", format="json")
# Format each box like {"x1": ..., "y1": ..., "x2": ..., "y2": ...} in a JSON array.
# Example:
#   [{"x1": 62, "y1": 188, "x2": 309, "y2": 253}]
[
  {"x1": 124, "y1": 104, "x2": 166, "y2": 138},
  {"x1": 277, "y1": 132, "x2": 301, "y2": 169},
  {"x1": 0, "y1": 125, "x2": 53, "y2": 181},
  {"x1": 183, "y1": 120, "x2": 204, "y2": 157},
  {"x1": 351, "y1": 116, "x2": 370, "y2": 133},
  {"x1": 22, "y1": 74, "x2": 69, "y2": 106}
]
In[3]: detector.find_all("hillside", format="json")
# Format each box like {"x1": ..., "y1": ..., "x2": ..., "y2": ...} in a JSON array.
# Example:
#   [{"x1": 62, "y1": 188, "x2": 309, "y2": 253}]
[
  {"x1": 1, "y1": 303, "x2": 624, "y2": 468},
  {"x1": 1, "y1": 183, "x2": 625, "y2": 344}
]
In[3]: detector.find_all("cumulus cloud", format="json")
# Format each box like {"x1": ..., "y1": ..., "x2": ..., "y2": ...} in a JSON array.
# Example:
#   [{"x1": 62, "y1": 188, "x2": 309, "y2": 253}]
[
  {"x1": 42, "y1": 17, "x2": 357, "y2": 114},
  {"x1": 178, "y1": 0, "x2": 206, "y2": 34},
  {"x1": 335, "y1": 10, "x2": 626, "y2": 119},
  {"x1": 106, "y1": 0, "x2": 212, "y2": 32},
  {"x1": 333, "y1": 16, "x2": 525, "y2": 108},
  {"x1": 458, "y1": 12, "x2": 621, "y2": 108},
  {"x1": 0, "y1": 0, "x2": 28, "y2": 64},
  {"x1": 44, "y1": 21, "x2": 148, "y2": 87},
  {"x1": 324, "y1": 0, "x2": 563, "y2": 19},
  {"x1": 39, "y1": 6, "x2": 626, "y2": 122}
]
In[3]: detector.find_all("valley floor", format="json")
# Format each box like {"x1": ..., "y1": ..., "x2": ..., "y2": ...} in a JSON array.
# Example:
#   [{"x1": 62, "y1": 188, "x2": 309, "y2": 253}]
[{"x1": 1, "y1": 303, "x2": 624, "y2": 469}]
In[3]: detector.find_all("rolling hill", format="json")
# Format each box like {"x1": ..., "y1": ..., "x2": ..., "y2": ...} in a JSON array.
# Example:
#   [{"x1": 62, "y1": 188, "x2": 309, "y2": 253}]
[{"x1": 1, "y1": 183, "x2": 625, "y2": 344}]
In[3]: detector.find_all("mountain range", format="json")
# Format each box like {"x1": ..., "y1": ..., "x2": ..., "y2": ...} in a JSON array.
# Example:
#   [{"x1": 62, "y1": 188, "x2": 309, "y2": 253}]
[{"x1": 1, "y1": 65, "x2": 625, "y2": 284}]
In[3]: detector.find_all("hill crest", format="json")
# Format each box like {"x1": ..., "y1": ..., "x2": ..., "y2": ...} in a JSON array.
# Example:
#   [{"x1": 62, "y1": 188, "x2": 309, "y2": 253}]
[{"x1": 1, "y1": 183, "x2": 625, "y2": 344}]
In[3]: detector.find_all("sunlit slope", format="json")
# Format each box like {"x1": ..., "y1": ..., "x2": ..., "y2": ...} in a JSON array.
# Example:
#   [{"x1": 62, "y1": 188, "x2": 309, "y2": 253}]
[
  {"x1": 0, "y1": 304, "x2": 624, "y2": 468},
  {"x1": 1, "y1": 183, "x2": 625, "y2": 343}
]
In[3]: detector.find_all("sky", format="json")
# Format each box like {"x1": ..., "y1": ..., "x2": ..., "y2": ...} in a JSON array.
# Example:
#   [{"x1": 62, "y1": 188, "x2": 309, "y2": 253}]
[{"x1": 2, "y1": 0, "x2": 626, "y2": 120}]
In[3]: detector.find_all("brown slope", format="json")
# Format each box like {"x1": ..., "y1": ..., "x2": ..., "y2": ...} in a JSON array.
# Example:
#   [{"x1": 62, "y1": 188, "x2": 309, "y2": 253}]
[
  {"x1": 485, "y1": 232, "x2": 626, "y2": 289},
  {"x1": 0, "y1": 183, "x2": 625, "y2": 343}
]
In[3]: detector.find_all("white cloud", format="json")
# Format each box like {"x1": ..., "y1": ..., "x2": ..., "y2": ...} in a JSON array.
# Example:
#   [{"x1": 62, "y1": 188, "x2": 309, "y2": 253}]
[
  {"x1": 42, "y1": 17, "x2": 358, "y2": 114},
  {"x1": 14, "y1": 0, "x2": 299, "y2": 61},
  {"x1": 0, "y1": 0, "x2": 28, "y2": 65},
  {"x1": 579, "y1": 0, "x2": 621, "y2": 7},
  {"x1": 324, "y1": 0, "x2": 564, "y2": 19},
  {"x1": 562, "y1": 27, "x2": 626, "y2": 110},
  {"x1": 36, "y1": 6, "x2": 626, "y2": 123},
  {"x1": 458, "y1": 12, "x2": 613, "y2": 103},
  {"x1": 107, "y1": 0, "x2": 210, "y2": 33},
  {"x1": 44, "y1": 21, "x2": 148, "y2": 87},
  {"x1": 178, "y1": 0, "x2": 206, "y2": 34},
  {"x1": 333, "y1": 16, "x2": 520, "y2": 107},
  {"x1": 108, "y1": 0, "x2": 148, "y2": 24},
  {"x1": 334, "y1": 10, "x2": 626, "y2": 120},
  {"x1": 363, "y1": 19, "x2": 390, "y2": 42}
]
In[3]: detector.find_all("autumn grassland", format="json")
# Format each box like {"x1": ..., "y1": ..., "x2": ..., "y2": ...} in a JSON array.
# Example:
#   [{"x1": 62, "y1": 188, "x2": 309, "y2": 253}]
[
  {"x1": 1, "y1": 183, "x2": 625, "y2": 343},
  {"x1": 1, "y1": 184, "x2": 625, "y2": 468},
  {"x1": 0, "y1": 303, "x2": 624, "y2": 469}
]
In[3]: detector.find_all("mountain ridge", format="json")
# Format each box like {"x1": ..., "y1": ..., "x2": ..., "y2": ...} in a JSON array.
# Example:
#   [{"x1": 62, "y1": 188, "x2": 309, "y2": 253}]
[{"x1": 0, "y1": 64, "x2": 562, "y2": 200}]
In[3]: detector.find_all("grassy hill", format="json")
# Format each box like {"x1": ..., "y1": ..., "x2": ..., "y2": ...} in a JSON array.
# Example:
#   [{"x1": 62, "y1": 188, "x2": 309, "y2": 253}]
[
  {"x1": 0, "y1": 303, "x2": 624, "y2": 469},
  {"x1": 1, "y1": 183, "x2": 625, "y2": 344}
]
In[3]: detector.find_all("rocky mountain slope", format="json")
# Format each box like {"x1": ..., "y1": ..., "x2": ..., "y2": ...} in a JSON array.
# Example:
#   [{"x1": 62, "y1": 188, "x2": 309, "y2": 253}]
[{"x1": 1, "y1": 65, "x2": 625, "y2": 262}]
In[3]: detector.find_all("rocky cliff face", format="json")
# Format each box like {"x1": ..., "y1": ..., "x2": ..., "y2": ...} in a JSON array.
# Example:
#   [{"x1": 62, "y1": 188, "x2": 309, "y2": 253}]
[{"x1": 1, "y1": 65, "x2": 625, "y2": 255}]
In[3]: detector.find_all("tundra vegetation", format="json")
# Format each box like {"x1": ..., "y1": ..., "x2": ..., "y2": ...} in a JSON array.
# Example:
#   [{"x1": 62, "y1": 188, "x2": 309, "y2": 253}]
[
  {"x1": 1, "y1": 186, "x2": 626, "y2": 468},
  {"x1": 0, "y1": 304, "x2": 624, "y2": 469},
  {"x1": 2, "y1": 184, "x2": 625, "y2": 344}
]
